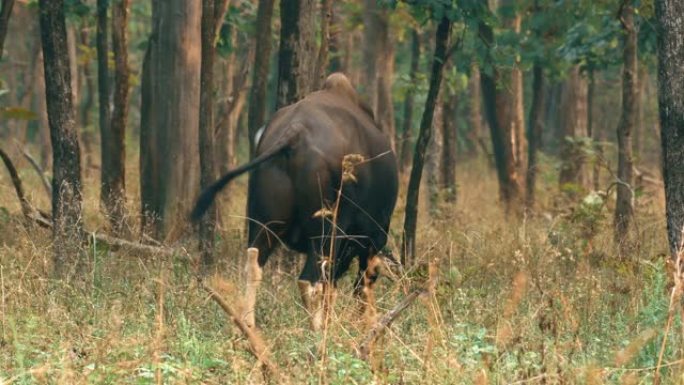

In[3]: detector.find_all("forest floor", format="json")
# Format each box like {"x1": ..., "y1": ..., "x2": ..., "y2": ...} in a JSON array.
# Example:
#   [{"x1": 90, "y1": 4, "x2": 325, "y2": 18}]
[{"x1": 0, "y1": 151, "x2": 681, "y2": 384}]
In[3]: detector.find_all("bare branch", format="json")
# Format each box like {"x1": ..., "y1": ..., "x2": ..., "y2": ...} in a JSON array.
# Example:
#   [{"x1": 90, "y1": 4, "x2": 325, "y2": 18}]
[
  {"x1": 357, "y1": 289, "x2": 426, "y2": 361},
  {"x1": 201, "y1": 282, "x2": 285, "y2": 382},
  {"x1": 17, "y1": 144, "x2": 52, "y2": 198},
  {"x1": 0, "y1": 146, "x2": 33, "y2": 219}
]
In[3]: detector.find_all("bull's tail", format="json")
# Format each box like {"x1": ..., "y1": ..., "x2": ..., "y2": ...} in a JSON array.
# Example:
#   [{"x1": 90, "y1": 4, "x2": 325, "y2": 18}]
[{"x1": 190, "y1": 123, "x2": 301, "y2": 221}]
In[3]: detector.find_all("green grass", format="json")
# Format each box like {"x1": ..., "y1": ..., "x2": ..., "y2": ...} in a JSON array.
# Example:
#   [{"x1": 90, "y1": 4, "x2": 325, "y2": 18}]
[{"x1": 0, "y1": 157, "x2": 681, "y2": 384}]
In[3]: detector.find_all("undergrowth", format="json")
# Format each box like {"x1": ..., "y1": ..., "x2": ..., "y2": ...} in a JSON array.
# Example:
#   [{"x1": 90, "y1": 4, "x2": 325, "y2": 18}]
[{"x1": 0, "y1": 155, "x2": 680, "y2": 384}]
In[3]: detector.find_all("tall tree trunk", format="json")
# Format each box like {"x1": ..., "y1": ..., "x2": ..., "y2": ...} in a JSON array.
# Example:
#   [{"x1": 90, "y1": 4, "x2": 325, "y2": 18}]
[
  {"x1": 140, "y1": 0, "x2": 201, "y2": 240},
  {"x1": 441, "y1": 89, "x2": 457, "y2": 203},
  {"x1": 400, "y1": 29, "x2": 420, "y2": 173},
  {"x1": 313, "y1": 0, "x2": 332, "y2": 90},
  {"x1": 634, "y1": 66, "x2": 647, "y2": 161},
  {"x1": 106, "y1": 0, "x2": 130, "y2": 235},
  {"x1": 79, "y1": 28, "x2": 95, "y2": 176},
  {"x1": 468, "y1": 64, "x2": 486, "y2": 158},
  {"x1": 0, "y1": 0, "x2": 15, "y2": 59},
  {"x1": 614, "y1": 1, "x2": 637, "y2": 251},
  {"x1": 362, "y1": 0, "x2": 379, "y2": 111},
  {"x1": 375, "y1": 16, "x2": 396, "y2": 151},
  {"x1": 558, "y1": 66, "x2": 589, "y2": 189},
  {"x1": 198, "y1": 0, "x2": 217, "y2": 265},
  {"x1": 525, "y1": 63, "x2": 545, "y2": 209},
  {"x1": 276, "y1": 0, "x2": 315, "y2": 109},
  {"x1": 362, "y1": 0, "x2": 395, "y2": 148},
  {"x1": 426, "y1": 93, "x2": 443, "y2": 214},
  {"x1": 39, "y1": 0, "x2": 83, "y2": 277},
  {"x1": 656, "y1": 0, "x2": 684, "y2": 258},
  {"x1": 328, "y1": 1, "x2": 341, "y2": 72},
  {"x1": 588, "y1": 68, "x2": 601, "y2": 190},
  {"x1": 35, "y1": 51, "x2": 51, "y2": 169},
  {"x1": 247, "y1": 0, "x2": 274, "y2": 157},
  {"x1": 497, "y1": 0, "x2": 526, "y2": 193},
  {"x1": 67, "y1": 25, "x2": 79, "y2": 121},
  {"x1": 478, "y1": 20, "x2": 520, "y2": 210},
  {"x1": 402, "y1": 16, "x2": 450, "y2": 264},
  {"x1": 97, "y1": 0, "x2": 113, "y2": 224},
  {"x1": 199, "y1": 0, "x2": 220, "y2": 267}
]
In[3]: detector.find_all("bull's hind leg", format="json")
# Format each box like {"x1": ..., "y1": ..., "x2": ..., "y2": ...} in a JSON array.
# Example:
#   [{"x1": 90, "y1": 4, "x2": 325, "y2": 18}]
[
  {"x1": 242, "y1": 229, "x2": 278, "y2": 328},
  {"x1": 298, "y1": 252, "x2": 326, "y2": 330},
  {"x1": 354, "y1": 255, "x2": 382, "y2": 326}
]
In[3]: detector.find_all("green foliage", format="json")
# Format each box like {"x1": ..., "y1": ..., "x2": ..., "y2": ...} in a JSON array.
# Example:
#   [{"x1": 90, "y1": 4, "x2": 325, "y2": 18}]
[
  {"x1": 216, "y1": 1, "x2": 257, "y2": 58},
  {"x1": 0, "y1": 107, "x2": 38, "y2": 121}
]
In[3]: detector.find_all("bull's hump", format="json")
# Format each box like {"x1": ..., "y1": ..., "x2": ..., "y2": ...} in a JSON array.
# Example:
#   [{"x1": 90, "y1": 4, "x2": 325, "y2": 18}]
[{"x1": 323, "y1": 73, "x2": 358, "y2": 103}]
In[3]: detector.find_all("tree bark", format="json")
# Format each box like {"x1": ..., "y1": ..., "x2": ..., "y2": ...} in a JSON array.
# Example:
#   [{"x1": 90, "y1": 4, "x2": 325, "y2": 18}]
[
  {"x1": 362, "y1": 0, "x2": 395, "y2": 148},
  {"x1": 467, "y1": 64, "x2": 483, "y2": 157},
  {"x1": 104, "y1": 0, "x2": 129, "y2": 235},
  {"x1": 399, "y1": 29, "x2": 420, "y2": 173},
  {"x1": 247, "y1": 0, "x2": 274, "y2": 157},
  {"x1": 478, "y1": 19, "x2": 521, "y2": 210},
  {"x1": 0, "y1": 0, "x2": 15, "y2": 60},
  {"x1": 276, "y1": 0, "x2": 315, "y2": 109},
  {"x1": 97, "y1": 0, "x2": 113, "y2": 224},
  {"x1": 588, "y1": 68, "x2": 601, "y2": 190},
  {"x1": 35, "y1": 51, "x2": 51, "y2": 169},
  {"x1": 441, "y1": 89, "x2": 457, "y2": 203},
  {"x1": 39, "y1": 0, "x2": 83, "y2": 277},
  {"x1": 558, "y1": 66, "x2": 588, "y2": 189},
  {"x1": 140, "y1": 0, "x2": 201, "y2": 239},
  {"x1": 402, "y1": 16, "x2": 450, "y2": 264},
  {"x1": 199, "y1": 0, "x2": 218, "y2": 267},
  {"x1": 525, "y1": 63, "x2": 545, "y2": 209},
  {"x1": 362, "y1": 0, "x2": 379, "y2": 111},
  {"x1": 614, "y1": 1, "x2": 637, "y2": 251},
  {"x1": 655, "y1": 0, "x2": 684, "y2": 258},
  {"x1": 313, "y1": 0, "x2": 332, "y2": 90},
  {"x1": 328, "y1": 1, "x2": 341, "y2": 72},
  {"x1": 496, "y1": 0, "x2": 526, "y2": 193},
  {"x1": 78, "y1": 28, "x2": 96, "y2": 176},
  {"x1": 426, "y1": 93, "x2": 443, "y2": 214}
]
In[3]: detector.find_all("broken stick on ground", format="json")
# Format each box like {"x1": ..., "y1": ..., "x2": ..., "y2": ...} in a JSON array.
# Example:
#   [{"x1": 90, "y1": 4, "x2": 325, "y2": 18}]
[{"x1": 202, "y1": 281, "x2": 285, "y2": 383}]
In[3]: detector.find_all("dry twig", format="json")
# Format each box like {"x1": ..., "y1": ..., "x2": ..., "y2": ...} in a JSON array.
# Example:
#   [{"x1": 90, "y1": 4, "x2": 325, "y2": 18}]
[
  {"x1": 358, "y1": 288, "x2": 426, "y2": 361},
  {"x1": 201, "y1": 282, "x2": 284, "y2": 382},
  {"x1": 16, "y1": 143, "x2": 51, "y2": 198}
]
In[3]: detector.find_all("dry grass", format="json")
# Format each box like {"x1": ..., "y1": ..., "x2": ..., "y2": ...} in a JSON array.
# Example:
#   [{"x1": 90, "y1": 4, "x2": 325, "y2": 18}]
[{"x1": 0, "y1": 150, "x2": 681, "y2": 384}]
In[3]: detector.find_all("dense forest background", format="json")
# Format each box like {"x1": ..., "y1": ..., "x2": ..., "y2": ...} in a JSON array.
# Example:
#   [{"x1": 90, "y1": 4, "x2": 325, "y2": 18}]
[{"x1": 1, "y1": 0, "x2": 684, "y2": 383}]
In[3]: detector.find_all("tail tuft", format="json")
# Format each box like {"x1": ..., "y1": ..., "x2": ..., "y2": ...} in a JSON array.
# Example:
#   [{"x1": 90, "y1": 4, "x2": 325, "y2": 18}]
[{"x1": 190, "y1": 187, "x2": 217, "y2": 222}]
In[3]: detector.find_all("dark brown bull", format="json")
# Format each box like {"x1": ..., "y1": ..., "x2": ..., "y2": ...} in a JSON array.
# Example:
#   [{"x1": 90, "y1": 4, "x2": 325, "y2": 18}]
[{"x1": 191, "y1": 73, "x2": 398, "y2": 329}]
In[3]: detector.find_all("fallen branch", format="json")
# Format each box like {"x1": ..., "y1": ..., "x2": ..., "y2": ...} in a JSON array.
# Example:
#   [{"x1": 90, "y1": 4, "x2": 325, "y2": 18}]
[
  {"x1": 201, "y1": 282, "x2": 285, "y2": 382},
  {"x1": 357, "y1": 289, "x2": 426, "y2": 361},
  {"x1": 0, "y1": 146, "x2": 35, "y2": 219},
  {"x1": 0, "y1": 147, "x2": 178, "y2": 256},
  {"x1": 86, "y1": 232, "x2": 178, "y2": 256},
  {"x1": 17, "y1": 144, "x2": 52, "y2": 198}
]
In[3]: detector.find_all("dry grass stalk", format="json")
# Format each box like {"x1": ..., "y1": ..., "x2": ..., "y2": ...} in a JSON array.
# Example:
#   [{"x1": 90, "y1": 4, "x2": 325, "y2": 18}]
[
  {"x1": 317, "y1": 155, "x2": 364, "y2": 383},
  {"x1": 420, "y1": 260, "x2": 439, "y2": 379},
  {"x1": 201, "y1": 281, "x2": 284, "y2": 382},
  {"x1": 496, "y1": 271, "x2": 528, "y2": 347},
  {"x1": 654, "y1": 229, "x2": 684, "y2": 385},
  {"x1": 154, "y1": 266, "x2": 165, "y2": 385}
]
